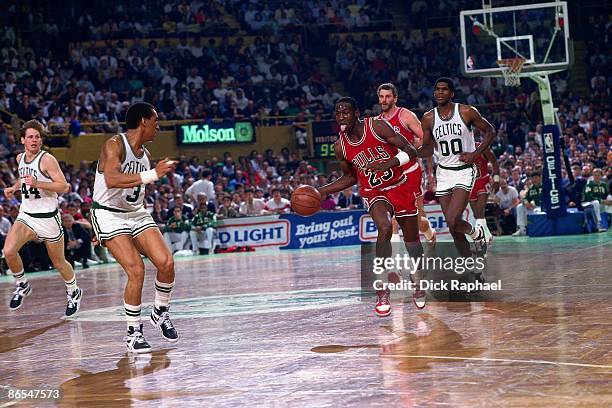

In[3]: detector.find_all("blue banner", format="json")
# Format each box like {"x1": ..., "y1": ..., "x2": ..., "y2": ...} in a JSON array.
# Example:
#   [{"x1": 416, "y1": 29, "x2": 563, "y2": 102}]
[
  {"x1": 541, "y1": 125, "x2": 567, "y2": 219},
  {"x1": 280, "y1": 211, "x2": 362, "y2": 249}
]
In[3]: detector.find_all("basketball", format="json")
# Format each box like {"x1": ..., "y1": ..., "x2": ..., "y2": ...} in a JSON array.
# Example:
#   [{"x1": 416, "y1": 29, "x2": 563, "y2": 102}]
[{"x1": 291, "y1": 185, "x2": 321, "y2": 216}]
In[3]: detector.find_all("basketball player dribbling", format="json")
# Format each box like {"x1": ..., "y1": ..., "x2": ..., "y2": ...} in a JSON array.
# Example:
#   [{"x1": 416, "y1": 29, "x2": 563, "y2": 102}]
[
  {"x1": 419, "y1": 78, "x2": 494, "y2": 278},
  {"x1": 91, "y1": 102, "x2": 178, "y2": 353},
  {"x1": 3, "y1": 120, "x2": 83, "y2": 317},
  {"x1": 468, "y1": 142, "x2": 499, "y2": 248},
  {"x1": 376, "y1": 83, "x2": 436, "y2": 244},
  {"x1": 318, "y1": 97, "x2": 426, "y2": 317}
]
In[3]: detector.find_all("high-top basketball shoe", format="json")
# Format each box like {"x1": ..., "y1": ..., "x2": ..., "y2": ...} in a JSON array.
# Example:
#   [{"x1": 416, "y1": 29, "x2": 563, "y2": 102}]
[
  {"x1": 375, "y1": 289, "x2": 391, "y2": 317},
  {"x1": 9, "y1": 282, "x2": 32, "y2": 310},
  {"x1": 126, "y1": 324, "x2": 152, "y2": 354}
]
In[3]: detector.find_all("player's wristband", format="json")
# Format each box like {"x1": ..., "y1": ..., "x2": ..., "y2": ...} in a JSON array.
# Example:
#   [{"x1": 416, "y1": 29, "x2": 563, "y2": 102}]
[
  {"x1": 140, "y1": 169, "x2": 159, "y2": 184},
  {"x1": 493, "y1": 175, "x2": 500, "y2": 182},
  {"x1": 395, "y1": 151, "x2": 410, "y2": 166}
]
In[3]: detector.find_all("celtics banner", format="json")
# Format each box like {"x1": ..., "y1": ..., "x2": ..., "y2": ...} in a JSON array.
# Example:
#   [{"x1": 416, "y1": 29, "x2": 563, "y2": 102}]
[
  {"x1": 176, "y1": 121, "x2": 255, "y2": 145},
  {"x1": 541, "y1": 124, "x2": 567, "y2": 219}
]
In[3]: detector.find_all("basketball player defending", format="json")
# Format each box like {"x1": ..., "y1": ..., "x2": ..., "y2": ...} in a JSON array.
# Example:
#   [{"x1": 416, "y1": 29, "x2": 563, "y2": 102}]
[
  {"x1": 318, "y1": 97, "x2": 426, "y2": 317},
  {"x1": 469, "y1": 143, "x2": 499, "y2": 248},
  {"x1": 419, "y1": 77, "x2": 494, "y2": 264},
  {"x1": 92, "y1": 102, "x2": 178, "y2": 353},
  {"x1": 3, "y1": 120, "x2": 82, "y2": 317},
  {"x1": 376, "y1": 83, "x2": 436, "y2": 244}
]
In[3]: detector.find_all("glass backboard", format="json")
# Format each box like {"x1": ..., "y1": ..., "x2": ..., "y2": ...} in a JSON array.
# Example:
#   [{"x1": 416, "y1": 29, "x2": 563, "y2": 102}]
[{"x1": 460, "y1": 2, "x2": 571, "y2": 77}]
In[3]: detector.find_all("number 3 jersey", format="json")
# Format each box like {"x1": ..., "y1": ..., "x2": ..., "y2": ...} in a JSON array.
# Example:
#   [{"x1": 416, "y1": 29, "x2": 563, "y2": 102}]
[
  {"x1": 93, "y1": 133, "x2": 151, "y2": 211},
  {"x1": 433, "y1": 103, "x2": 476, "y2": 168},
  {"x1": 338, "y1": 117, "x2": 406, "y2": 195},
  {"x1": 18, "y1": 150, "x2": 58, "y2": 213}
]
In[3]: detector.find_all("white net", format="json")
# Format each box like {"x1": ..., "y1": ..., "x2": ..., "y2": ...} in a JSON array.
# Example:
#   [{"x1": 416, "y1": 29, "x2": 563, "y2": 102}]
[{"x1": 497, "y1": 58, "x2": 525, "y2": 87}]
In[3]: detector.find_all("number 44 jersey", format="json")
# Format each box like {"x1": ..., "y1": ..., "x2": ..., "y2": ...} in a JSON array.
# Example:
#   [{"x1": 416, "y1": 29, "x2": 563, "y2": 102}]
[
  {"x1": 93, "y1": 133, "x2": 151, "y2": 211},
  {"x1": 18, "y1": 150, "x2": 58, "y2": 213}
]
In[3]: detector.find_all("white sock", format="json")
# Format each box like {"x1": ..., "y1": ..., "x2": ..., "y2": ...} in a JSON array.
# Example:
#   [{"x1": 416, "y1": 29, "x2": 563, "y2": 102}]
[
  {"x1": 476, "y1": 218, "x2": 491, "y2": 237},
  {"x1": 10, "y1": 269, "x2": 27, "y2": 285},
  {"x1": 65, "y1": 275, "x2": 78, "y2": 293},
  {"x1": 154, "y1": 279, "x2": 174, "y2": 313},
  {"x1": 124, "y1": 302, "x2": 142, "y2": 330},
  {"x1": 422, "y1": 218, "x2": 435, "y2": 241}
]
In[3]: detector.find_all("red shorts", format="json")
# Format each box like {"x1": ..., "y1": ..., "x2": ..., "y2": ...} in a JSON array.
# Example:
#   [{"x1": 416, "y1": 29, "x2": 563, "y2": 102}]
[
  {"x1": 469, "y1": 175, "x2": 491, "y2": 201},
  {"x1": 361, "y1": 167, "x2": 422, "y2": 218}
]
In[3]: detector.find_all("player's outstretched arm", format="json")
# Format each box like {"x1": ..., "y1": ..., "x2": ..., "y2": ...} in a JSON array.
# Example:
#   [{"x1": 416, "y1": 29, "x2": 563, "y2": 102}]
[
  {"x1": 24, "y1": 153, "x2": 70, "y2": 193},
  {"x1": 459, "y1": 105, "x2": 495, "y2": 163},
  {"x1": 100, "y1": 136, "x2": 176, "y2": 189},
  {"x1": 417, "y1": 110, "x2": 435, "y2": 158},
  {"x1": 318, "y1": 142, "x2": 357, "y2": 197},
  {"x1": 364, "y1": 119, "x2": 417, "y2": 172}
]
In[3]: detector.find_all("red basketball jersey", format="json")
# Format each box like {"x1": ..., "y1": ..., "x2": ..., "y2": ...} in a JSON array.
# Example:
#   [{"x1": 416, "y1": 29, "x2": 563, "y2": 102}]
[
  {"x1": 474, "y1": 142, "x2": 489, "y2": 178},
  {"x1": 377, "y1": 107, "x2": 418, "y2": 170},
  {"x1": 338, "y1": 117, "x2": 406, "y2": 194}
]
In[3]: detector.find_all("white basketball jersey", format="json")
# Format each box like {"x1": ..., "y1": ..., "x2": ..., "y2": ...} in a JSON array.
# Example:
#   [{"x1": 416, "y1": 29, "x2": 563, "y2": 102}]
[
  {"x1": 432, "y1": 103, "x2": 476, "y2": 168},
  {"x1": 93, "y1": 133, "x2": 151, "y2": 211},
  {"x1": 18, "y1": 150, "x2": 58, "y2": 213}
]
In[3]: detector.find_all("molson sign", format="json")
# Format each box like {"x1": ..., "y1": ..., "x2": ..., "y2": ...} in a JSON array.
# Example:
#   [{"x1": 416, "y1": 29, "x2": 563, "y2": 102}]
[{"x1": 177, "y1": 121, "x2": 255, "y2": 145}]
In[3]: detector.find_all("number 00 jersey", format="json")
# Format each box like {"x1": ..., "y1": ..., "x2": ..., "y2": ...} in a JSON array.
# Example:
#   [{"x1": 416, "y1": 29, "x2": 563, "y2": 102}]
[
  {"x1": 433, "y1": 103, "x2": 476, "y2": 168},
  {"x1": 18, "y1": 150, "x2": 58, "y2": 213},
  {"x1": 338, "y1": 117, "x2": 406, "y2": 195},
  {"x1": 93, "y1": 133, "x2": 151, "y2": 211}
]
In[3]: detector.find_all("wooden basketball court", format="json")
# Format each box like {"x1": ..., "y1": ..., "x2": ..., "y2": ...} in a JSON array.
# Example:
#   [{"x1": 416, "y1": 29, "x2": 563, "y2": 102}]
[{"x1": 1, "y1": 234, "x2": 611, "y2": 406}]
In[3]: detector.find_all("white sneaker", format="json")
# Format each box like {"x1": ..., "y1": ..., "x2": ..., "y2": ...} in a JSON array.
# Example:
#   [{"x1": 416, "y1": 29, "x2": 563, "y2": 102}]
[
  {"x1": 126, "y1": 325, "x2": 152, "y2": 354},
  {"x1": 512, "y1": 228, "x2": 526, "y2": 236}
]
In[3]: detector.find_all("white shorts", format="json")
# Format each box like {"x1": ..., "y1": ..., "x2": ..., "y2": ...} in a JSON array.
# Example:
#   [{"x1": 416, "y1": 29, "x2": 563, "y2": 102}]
[
  {"x1": 435, "y1": 164, "x2": 477, "y2": 197},
  {"x1": 16, "y1": 209, "x2": 63, "y2": 243},
  {"x1": 91, "y1": 204, "x2": 158, "y2": 246}
]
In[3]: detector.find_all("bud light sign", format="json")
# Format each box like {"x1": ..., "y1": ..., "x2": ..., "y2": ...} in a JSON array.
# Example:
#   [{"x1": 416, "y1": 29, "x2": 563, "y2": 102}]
[{"x1": 216, "y1": 218, "x2": 289, "y2": 247}]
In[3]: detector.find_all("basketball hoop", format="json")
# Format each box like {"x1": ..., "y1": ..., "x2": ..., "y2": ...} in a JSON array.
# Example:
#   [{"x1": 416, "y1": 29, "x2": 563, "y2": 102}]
[{"x1": 497, "y1": 58, "x2": 525, "y2": 87}]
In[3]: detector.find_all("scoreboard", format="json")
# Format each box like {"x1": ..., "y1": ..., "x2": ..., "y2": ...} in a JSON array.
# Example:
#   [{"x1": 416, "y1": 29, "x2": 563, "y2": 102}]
[{"x1": 312, "y1": 120, "x2": 339, "y2": 159}]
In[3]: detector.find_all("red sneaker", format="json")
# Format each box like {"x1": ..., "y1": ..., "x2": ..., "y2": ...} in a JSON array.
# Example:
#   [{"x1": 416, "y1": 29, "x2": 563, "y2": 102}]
[
  {"x1": 412, "y1": 289, "x2": 426, "y2": 310},
  {"x1": 375, "y1": 289, "x2": 391, "y2": 317}
]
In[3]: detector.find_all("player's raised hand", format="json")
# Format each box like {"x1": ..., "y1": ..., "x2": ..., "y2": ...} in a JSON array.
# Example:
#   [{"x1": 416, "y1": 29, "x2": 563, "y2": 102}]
[
  {"x1": 23, "y1": 175, "x2": 38, "y2": 187},
  {"x1": 366, "y1": 159, "x2": 395, "y2": 173},
  {"x1": 155, "y1": 158, "x2": 177, "y2": 178}
]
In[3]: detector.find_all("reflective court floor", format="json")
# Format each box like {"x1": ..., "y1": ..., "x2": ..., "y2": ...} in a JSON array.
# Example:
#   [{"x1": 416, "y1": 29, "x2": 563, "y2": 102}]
[{"x1": 1, "y1": 233, "x2": 611, "y2": 407}]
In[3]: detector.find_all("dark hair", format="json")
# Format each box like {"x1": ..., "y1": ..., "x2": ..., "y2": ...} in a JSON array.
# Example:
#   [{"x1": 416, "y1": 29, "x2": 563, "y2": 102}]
[
  {"x1": 245, "y1": 188, "x2": 254, "y2": 193},
  {"x1": 434, "y1": 77, "x2": 455, "y2": 93},
  {"x1": 377, "y1": 83, "x2": 398, "y2": 97},
  {"x1": 125, "y1": 102, "x2": 155, "y2": 129},
  {"x1": 202, "y1": 168, "x2": 212, "y2": 178},
  {"x1": 271, "y1": 188, "x2": 280, "y2": 194},
  {"x1": 335, "y1": 96, "x2": 358, "y2": 111},
  {"x1": 20, "y1": 119, "x2": 46, "y2": 139}
]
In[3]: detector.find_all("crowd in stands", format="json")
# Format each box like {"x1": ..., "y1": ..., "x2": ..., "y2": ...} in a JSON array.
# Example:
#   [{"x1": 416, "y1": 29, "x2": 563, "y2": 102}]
[{"x1": 223, "y1": 0, "x2": 391, "y2": 34}]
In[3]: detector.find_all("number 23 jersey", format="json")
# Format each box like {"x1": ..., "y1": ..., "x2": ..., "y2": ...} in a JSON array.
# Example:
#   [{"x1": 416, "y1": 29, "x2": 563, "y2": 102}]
[
  {"x1": 93, "y1": 133, "x2": 151, "y2": 211},
  {"x1": 338, "y1": 117, "x2": 406, "y2": 195}
]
